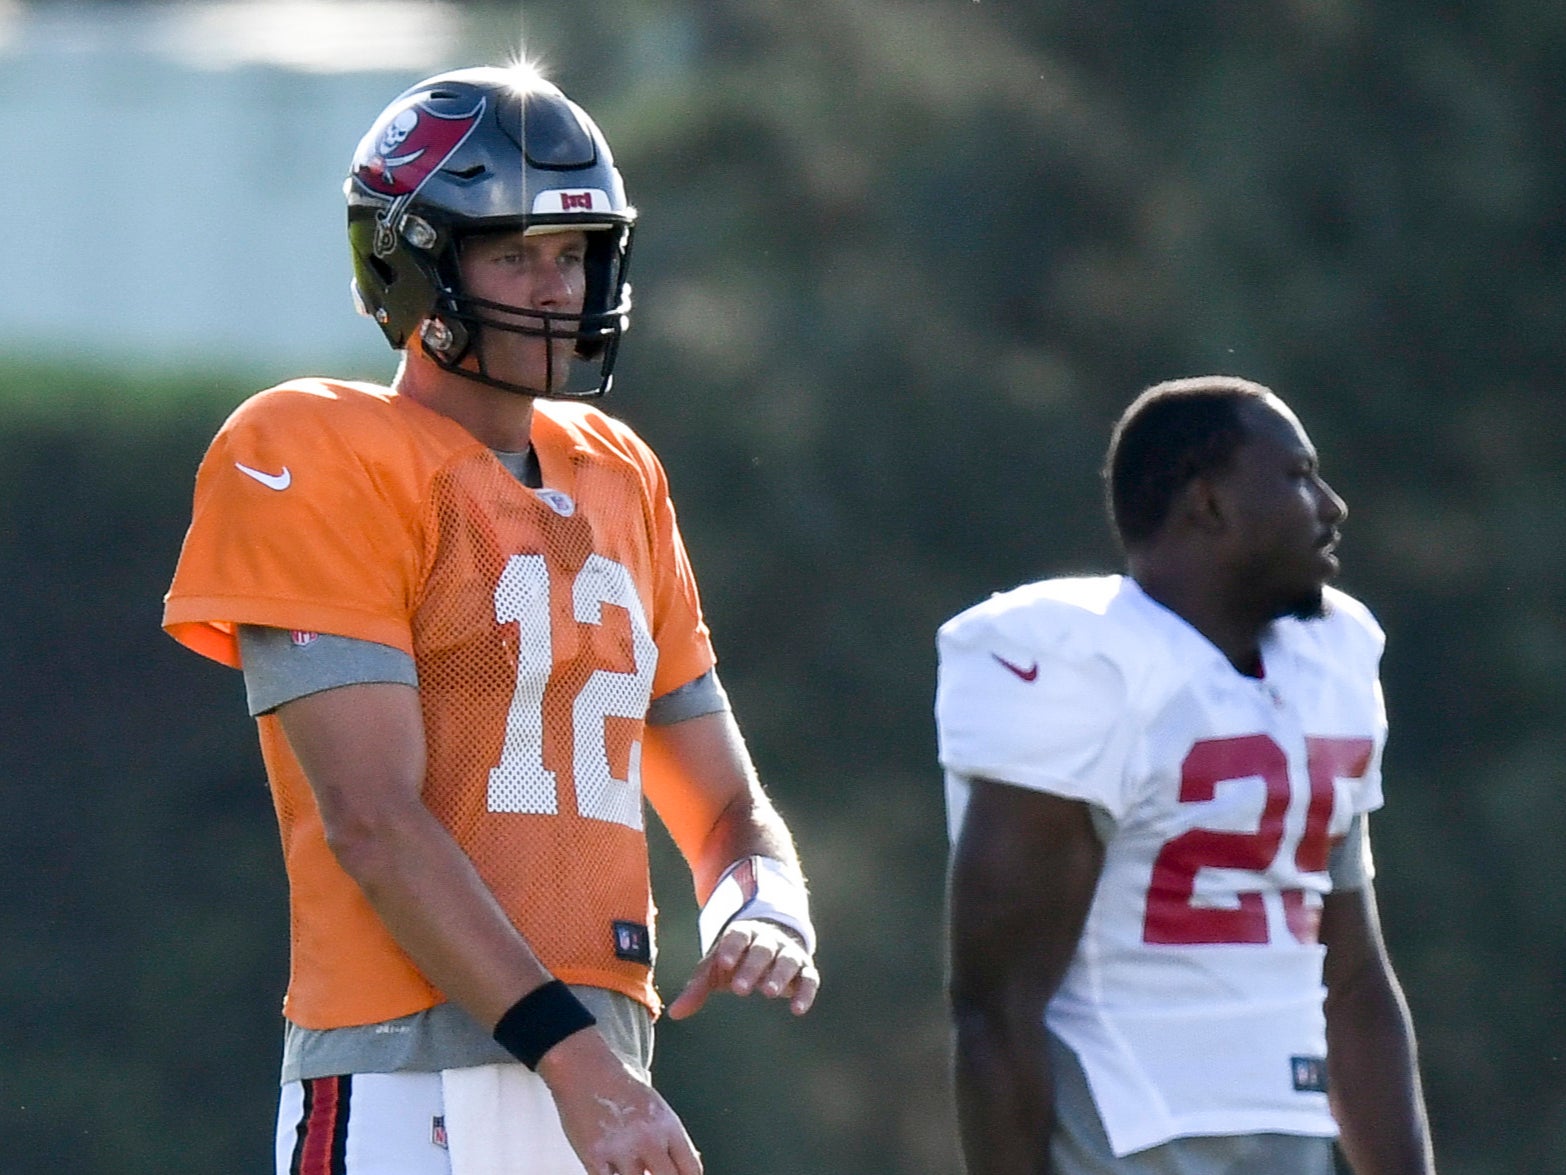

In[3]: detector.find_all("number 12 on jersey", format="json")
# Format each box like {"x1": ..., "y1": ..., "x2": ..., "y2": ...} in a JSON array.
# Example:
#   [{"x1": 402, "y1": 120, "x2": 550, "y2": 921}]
[
  {"x1": 1143, "y1": 734, "x2": 1373, "y2": 946},
  {"x1": 486, "y1": 553, "x2": 658, "y2": 831}
]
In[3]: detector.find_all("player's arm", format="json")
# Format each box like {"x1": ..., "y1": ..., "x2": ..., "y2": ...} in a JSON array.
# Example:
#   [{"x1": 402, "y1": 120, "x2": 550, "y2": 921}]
[
  {"x1": 277, "y1": 682, "x2": 702, "y2": 1175},
  {"x1": 1321, "y1": 879, "x2": 1437, "y2": 1175},
  {"x1": 640, "y1": 707, "x2": 820, "y2": 1020},
  {"x1": 947, "y1": 778, "x2": 1103, "y2": 1175}
]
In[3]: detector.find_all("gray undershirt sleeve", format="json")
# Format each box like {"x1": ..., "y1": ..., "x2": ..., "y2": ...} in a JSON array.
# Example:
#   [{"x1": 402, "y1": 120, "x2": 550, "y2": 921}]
[
  {"x1": 239, "y1": 625, "x2": 728, "y2": 724},
  {"x1": 237, "y1": 626, "x2": 418, "y2": 717},
  {"x1": 646, "y1": 668, "x2": 730, "y2": 725},
  {"x1": 1328, "y1": 811, "x2": 1374, "y2": 889}
]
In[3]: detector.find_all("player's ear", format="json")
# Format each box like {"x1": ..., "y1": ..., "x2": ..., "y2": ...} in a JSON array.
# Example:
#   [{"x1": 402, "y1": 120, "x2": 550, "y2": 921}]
[{"x1": 1174, "y1": 474, "x2": 1228, "y2": 537}]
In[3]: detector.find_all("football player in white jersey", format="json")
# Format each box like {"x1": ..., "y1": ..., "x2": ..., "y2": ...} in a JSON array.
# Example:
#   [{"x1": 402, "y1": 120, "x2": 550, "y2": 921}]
[{"x1": 937, "y1": 376, "x2": 1436, "y2": 1175}]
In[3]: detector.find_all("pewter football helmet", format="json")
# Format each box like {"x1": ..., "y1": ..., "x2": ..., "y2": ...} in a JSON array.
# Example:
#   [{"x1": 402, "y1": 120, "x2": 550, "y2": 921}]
[{"x1": 346, "y1": 66, "x2": 635, "y2": 398}]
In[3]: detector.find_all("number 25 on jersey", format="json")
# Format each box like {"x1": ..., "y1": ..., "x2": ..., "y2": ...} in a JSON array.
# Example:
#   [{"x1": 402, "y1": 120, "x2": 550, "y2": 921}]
[{"x1": 1144, "y1": 734, "x2": 1372, "y2": 947}]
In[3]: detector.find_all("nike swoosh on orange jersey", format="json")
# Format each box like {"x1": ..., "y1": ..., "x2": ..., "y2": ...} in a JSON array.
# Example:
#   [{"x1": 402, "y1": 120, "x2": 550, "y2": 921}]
[
  {"x1": 235, "y1": 462, "x2": 292, "y2": 491},
  {"x1": 991, "y1": 653, "x2": 1039, "y2": 682}
]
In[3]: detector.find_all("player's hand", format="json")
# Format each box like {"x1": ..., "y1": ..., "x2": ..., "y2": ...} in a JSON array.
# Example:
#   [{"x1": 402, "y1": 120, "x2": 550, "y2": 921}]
[
  {"x1": 665, "y1": 918, "x2": 821, "y2": 1020},
  {"x1": 537, "y1": 1029, "x2": 702, "y2": 1175}
]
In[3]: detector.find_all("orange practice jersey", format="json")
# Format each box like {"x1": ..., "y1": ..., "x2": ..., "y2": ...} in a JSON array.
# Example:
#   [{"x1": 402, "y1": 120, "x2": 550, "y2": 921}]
[{"x1": 164, "y1": 379, "x2": 716, "y2": 1028}]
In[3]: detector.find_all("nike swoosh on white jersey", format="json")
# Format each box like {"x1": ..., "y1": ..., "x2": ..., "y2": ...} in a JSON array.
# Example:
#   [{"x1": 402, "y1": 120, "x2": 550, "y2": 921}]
[{"x1": 235, "y1": 462, "x2": 292, "y2": 490}]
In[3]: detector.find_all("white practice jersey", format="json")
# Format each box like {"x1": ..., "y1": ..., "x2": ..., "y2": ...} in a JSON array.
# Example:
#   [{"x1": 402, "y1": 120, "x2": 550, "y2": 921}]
[{"x1": 936, "y1": 575, "x2": 1387, "y2": 1157}]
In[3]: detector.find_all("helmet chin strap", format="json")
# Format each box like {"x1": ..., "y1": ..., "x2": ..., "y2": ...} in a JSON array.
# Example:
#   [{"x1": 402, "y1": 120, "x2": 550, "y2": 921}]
[{"x1": 419, "y1": 311, "x2": 586, "y2": 399}]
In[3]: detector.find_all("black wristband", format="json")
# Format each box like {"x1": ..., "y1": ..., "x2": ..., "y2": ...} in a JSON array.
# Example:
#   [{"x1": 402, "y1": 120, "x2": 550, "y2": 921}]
[{"x1": 492, "y1": 980, "x2": 598, "y2": 1070}]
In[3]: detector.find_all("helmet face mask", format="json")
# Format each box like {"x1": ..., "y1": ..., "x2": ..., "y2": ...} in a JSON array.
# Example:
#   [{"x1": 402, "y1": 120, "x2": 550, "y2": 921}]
[{"x1": 346, "y1": 66, "x2": 636, "y2": 399}]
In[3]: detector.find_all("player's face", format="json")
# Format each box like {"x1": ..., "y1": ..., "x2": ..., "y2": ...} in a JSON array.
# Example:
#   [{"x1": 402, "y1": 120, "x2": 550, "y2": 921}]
[
  {"x1": 1221, "y1": 397, "x2": 1347, "y2": 621},
  {"x1": 459, "y1": 228, "x2": 588, "y2": 393}
]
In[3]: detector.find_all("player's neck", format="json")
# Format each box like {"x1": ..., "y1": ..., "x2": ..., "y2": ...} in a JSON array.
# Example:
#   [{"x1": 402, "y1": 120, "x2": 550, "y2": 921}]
[
  {"x1": 396, "y1": 354, "x2": 535, "y2": 452},
  {"x1": 1131, "y1": 567, "x2": 1266, "y2": 678}
]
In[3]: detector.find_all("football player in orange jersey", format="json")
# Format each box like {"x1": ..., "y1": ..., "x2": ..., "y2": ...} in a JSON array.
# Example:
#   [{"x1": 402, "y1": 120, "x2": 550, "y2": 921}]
[{"x1": 164, "y1": 65, "x2": 819, "y2": 1175}]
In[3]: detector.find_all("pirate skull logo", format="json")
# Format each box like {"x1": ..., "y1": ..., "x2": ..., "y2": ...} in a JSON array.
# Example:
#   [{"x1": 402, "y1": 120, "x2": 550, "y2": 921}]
[
  {"x1": 353, "y1": 97, "x2": 486, "y2": 202},
  {"x1": 378, "y1": 110, "x2": 418, "y2": 155}
]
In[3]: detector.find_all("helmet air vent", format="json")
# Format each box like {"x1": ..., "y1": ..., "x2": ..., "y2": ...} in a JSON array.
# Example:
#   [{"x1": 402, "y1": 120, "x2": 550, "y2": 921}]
[{"x1": 522, "y1": 93, "x2": 595, "y2": 169}]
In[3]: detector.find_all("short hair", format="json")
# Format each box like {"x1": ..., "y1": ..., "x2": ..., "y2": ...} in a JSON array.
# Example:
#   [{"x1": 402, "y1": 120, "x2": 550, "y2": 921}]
[{"x1": 1103, "y1": 375, "x2": 1275, "y2": 549}]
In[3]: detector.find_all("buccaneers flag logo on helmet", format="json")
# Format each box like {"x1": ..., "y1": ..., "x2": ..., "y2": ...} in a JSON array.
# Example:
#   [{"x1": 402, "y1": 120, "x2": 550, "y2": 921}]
[{"x1": 353, "y1": 96, "x2": 485, "y2": 199}]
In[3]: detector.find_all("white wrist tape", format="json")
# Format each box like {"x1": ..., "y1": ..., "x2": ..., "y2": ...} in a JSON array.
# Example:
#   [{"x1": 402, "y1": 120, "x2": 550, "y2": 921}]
[{"x1": 697, "y1": 855, "x2": 816, "y2": 956}]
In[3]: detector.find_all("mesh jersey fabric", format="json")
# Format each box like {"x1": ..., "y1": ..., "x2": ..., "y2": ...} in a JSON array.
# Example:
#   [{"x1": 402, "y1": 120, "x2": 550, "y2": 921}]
[
  {"x1": 164, "y1": 378, "x2": 716, "y2": 1028},
  {"x1": 935, "y1": 575, "x2": 1387, "y2": 1156}
]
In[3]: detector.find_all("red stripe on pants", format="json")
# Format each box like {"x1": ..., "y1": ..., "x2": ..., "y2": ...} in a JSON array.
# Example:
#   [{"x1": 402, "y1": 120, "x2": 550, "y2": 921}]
[{"x1": 292, "y1": 1075, "x2": 350, "y2": 1175}]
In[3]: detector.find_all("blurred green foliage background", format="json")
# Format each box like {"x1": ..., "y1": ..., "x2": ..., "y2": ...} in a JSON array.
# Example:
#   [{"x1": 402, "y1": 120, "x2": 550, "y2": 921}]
[{"x1": 3, "y1": 2, "x2": 1564, "y2": 1171}]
